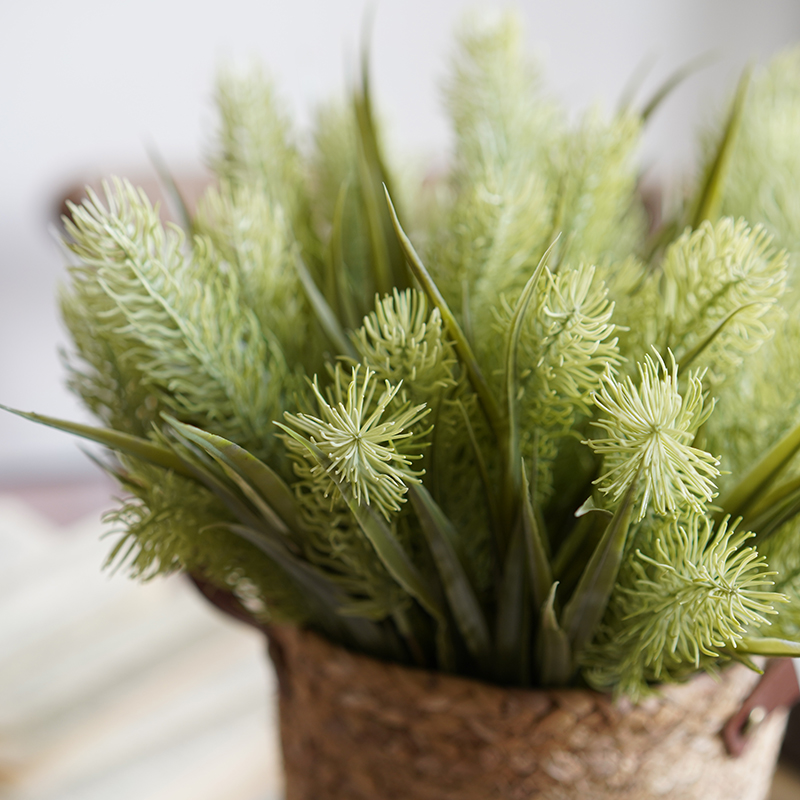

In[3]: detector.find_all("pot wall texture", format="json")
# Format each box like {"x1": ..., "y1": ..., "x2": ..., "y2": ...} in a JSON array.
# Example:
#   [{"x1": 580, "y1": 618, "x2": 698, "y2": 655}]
[{"x1": 269, "y1": 625, "x2": 788, "y2": 800}]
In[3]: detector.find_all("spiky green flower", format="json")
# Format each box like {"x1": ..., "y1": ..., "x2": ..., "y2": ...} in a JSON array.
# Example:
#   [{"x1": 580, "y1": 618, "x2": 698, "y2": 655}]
[
  {"x1": 584, "y1": 513, "x2": 784, "y2": 697},
  {"x1": 588, "y1": 352, "x2": 719, "y2": 519},
  {"x1": 61, "y1": 178, "x2": 289, "y2": 456},
  {"x1": 283, "y1": 366, "x2": 429, "y2": 519}
]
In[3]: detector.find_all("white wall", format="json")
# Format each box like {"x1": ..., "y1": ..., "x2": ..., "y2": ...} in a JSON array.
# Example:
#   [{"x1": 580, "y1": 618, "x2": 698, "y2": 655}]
[{"x1": 2, "y1": 0, "x2": 799, "y2": 483}]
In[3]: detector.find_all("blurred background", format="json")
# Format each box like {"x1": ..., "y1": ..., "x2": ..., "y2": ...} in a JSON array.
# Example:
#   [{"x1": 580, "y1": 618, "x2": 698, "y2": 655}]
[{"x1": 2, "y1": 1, "x2": 800, "y2": 798}]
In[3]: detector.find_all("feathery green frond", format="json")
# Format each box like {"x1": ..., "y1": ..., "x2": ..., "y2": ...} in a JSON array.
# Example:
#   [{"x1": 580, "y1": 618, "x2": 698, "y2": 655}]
[
  {"x1": 193, "y1": 181, "x2": 318, "y2": 364},
  {"x1": 63, "y1": 179, "x2": 290, "y2": 459},
  {"x1": 552, "y1": 109, "x2": 645, "y2": 266},
  {"x1": 714, "y1": 48, "x2": 800, "y2": 255},
  {"x1": 351, "y1": 289, "x2": 457, "y2": 403},
  {"x1": 212, "y1": 66, "x2": 304, "y2": 204},
  {"x1": 659, "y1": 218, "x2": 788, "y2": 380},
  {"x1": 106, "y1": 457, "x2": 310, "y2": 624}
]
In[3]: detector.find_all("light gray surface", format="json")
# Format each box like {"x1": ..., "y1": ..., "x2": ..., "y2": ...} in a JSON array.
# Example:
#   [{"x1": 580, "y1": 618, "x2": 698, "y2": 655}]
[{"x1": 0, "y1": 496, "x2": 280, "y2": 800}]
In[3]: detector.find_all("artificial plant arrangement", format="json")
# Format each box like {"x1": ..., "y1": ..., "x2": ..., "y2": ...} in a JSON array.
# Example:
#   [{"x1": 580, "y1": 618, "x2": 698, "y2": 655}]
[{"x1": 10, "y1": 14, "x2": 800, "y2": 710}]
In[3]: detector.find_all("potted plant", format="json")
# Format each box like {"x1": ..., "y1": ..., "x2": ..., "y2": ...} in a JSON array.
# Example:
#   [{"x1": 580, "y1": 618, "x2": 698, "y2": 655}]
[{"x1": 8, "y1": 11, "x2": 800, "y2": 799}]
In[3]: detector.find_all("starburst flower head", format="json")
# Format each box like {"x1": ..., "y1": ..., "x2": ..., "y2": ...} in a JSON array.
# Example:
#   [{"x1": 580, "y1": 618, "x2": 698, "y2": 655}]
[
  {"x1": 587, "y1": 351, "x2": 720, "y2": 519},
  {"x1": 283, "y1": 366, "x2": 430, "y2": 519}
]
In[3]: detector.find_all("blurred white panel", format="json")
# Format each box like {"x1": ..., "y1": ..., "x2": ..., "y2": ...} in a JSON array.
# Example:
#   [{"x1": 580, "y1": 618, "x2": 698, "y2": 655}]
[
  {"x1": 0, "y1": 496, "x2": 280, "y2": 800},
  {"x1": 1, "y1": 0, "x2": 799, "y2": 480}
]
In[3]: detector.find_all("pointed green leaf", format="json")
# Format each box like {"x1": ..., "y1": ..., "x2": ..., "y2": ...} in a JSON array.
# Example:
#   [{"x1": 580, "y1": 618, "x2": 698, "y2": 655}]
[
  {"x1": 748, "y1": 489, "x2": 800, "y2": 540},
  {"x1": 224, "y1": 523, "x2": 388, "y2": 652},
  {"x1": 561, "y1": 478, "x2": 638, "y2": 659},
  {"x1": 536, "y1": 582, "x2": 572, "y2": 686},
  {"x1": 163, "y1": 417, "x2": 304, "y2": 536},
  {"x1": 293, "y1": 252, "x2": 358, "y2": 359},
  {"x1": 504, "y1": 239, "x2": 558, "y2": 511},
  {"x1": 353, "y1": 37, "x2": 407, "y2": 292},
  {"x1": 384, "y1": 188, "x2": 505, "y2": 444},
  {"x1": 162, "y1": 427, "x2": 274, "y2": 535},
  {"x1": 691, "y1": 65, "x2": 752, "y2": 227},
  {"x1": 0, "y1": 405, "x2": 193, "y2": 478},
  {"x1": 409, "y1": 484, "x2": 491, "y2": 668},
  {"x1": 356, "y1": 129, "x2": 394, "y2": 296},
  {"x1": 551, "y1": 512, "x2": 600, "y2": 582},
  {"x1": 330, "y1": 180, "x2": 359, "y2": 330},
  {"x1": 521, "y1": 461, "x2": 553, "y2": 612},
  {"x1": 574, "y1": 495, "x2": 613, "y2": 519},
  {"x1": 745, "y1": 473, "x2": 800, "y2": 529},
  {"x1": 494, "y1": 524, "x2": 530, "y2": 685},
  {"x1": 718, "y1": 418, "x2": 800, "y2": 521}
]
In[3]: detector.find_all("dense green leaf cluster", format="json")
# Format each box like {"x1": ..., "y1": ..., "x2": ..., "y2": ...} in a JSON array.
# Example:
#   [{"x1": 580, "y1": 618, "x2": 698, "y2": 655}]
[{"x1": 16, "y1": 12, "x2": 800, "y2": 697}]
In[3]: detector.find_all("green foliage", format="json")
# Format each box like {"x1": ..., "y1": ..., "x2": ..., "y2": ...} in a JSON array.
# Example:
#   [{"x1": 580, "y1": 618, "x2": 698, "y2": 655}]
[
  {"x1": 106, "y1": 457, "x2": 311, "y2": 624},
  {"x1": 658, "y1": 218, "x2": 788, "y2": 380},
  {"x1": 716, "y1": 49, "x2": 800, "y2": 255},
  {"x1": 350, "y1": 289, "x2": 457, "y2": 403},
  {"x1": 588, "y1": 352, "x2": 719, "y2": 520},
  {"x1": 584, "y1": 514, "x2": 783, "y2": 699},
  {"x1": 15, "y1": 12, "x2": 800, "y2": 697},
  {"x1": 62, "y1": 180, "x2": 291, "y2": 461}
]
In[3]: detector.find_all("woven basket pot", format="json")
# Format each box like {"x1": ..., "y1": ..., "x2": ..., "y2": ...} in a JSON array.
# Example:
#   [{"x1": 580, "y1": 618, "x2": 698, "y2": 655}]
[{"x1": 266, "y1": 625, "x2": 788, "y2": 800}]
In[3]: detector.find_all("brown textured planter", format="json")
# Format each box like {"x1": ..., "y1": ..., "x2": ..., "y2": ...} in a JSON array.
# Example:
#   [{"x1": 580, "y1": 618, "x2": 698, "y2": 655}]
[{"x1": 267, "y1": 625, "x2": 789, "y2": 800}]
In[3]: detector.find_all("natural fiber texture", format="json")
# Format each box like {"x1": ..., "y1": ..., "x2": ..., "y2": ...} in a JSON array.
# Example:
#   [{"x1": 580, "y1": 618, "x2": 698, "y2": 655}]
[{"x1": 268, "y1": 625, "x2": 787, "y2": 800}]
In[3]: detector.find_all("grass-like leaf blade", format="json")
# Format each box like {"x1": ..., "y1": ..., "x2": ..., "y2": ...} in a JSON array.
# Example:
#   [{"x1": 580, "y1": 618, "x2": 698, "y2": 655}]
[
  {"x1": 163, "y1": 416, "x2": 304, "y2": 536},
  {"x1": 718, "y1": 418, "x2": 800, "y2": 521},
  {"x1": 521, "y1": 461, "x2": 553, "y2": 612},
  {"x1": 737, "y1": 637, "x2": 800, "y2": 657},
  {"x1": 224, "y1": 523, "x2": 391, "y2": 654},
  {"x1": 409, "y1": 484, "x2": 492, "y2": 670},
  {"x1": 384, "y1": 188, "x2": 505, "y2": 444},
  {"x1": 537, "y1": 582, "x2": 572, "y2": 686},
  {"x1": 561, "y1": 479, "x2": 638, "y2": 662},
  {"x1": 640, "y1": 52, "x2": 716, "y2": 123},
  {"x1": 0, "y1": 405, "x2": 192, "y2": 478},
  {"x1": 690, "y1": 65, "x2": 751, "y2": 226},
  {"x1": 293, "y1": 252, "x2": 358, "y2": 359}
]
